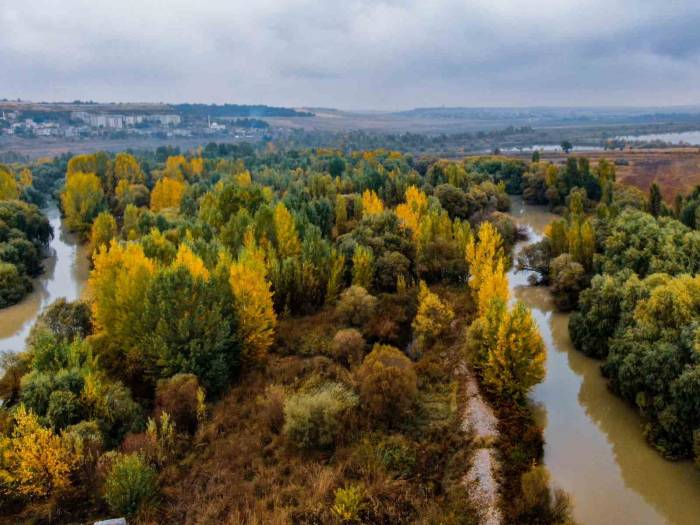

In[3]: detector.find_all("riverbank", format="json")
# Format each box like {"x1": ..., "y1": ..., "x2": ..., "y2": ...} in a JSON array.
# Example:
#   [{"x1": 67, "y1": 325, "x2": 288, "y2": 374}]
[{"x1": 0, "y1": 205, "x2": 89, "y2": 354}]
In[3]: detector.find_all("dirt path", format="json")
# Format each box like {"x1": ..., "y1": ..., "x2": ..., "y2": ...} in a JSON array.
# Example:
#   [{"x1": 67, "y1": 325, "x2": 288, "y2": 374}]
[{"x1": 458, "y1": 362, "x2": 502, "y2": 525}]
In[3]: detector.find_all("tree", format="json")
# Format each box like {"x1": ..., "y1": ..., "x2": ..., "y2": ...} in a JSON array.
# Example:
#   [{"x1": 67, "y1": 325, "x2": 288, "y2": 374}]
[
  {"x1": 466, "y1": 221, "x2": 507, "y2": 314},
  {"x1": 351, "y1": 244, "x2": 374, "y2": 289},
  {"x1": 483, "y1": 301, "x2": 546, "y2": 403},
  {"x1": 356, "y1": 344, "x2": 417, "y2": 425},
  {"x1": 229, "y1": 231, "x2": 276, "y2": 364},
  {"x1": 361, "y1": 189, "x2": 384, "y2": 217},
  {"x1": 649, "y1": 182, "x2": 663, "y2": 217},
  {"x1": 173, "y1": 244, "x2": 209, "y2": 281},
  {"x1": 560, "y1": 141, "x2": 573, "y2": 153},
  {"x1": 412, "y1": 281, "x2": 454, "y2": 348},
  {"x1": 89, "y1": 241, "x2": 156, "y2": 357},
  {"x1": 150, "y1": 177, "x2": 185, "y2": 212},
  {"x1": 550, "y1": 254, "x2": 586, "y2": 311},
  {"x1": 396, "y1": 185, "x2": 428, "y2": 239},
  {"x1": 0, "y1": 166, "x2": 19, "y2": 200},
  {"x1": 273, "y1": 202, "x2": 301, "y2": 258},
  {"x1": 114, "y1": 153, "x2": 145, "y2": 184},
  {"x1": 61, "y1": 171, "x2": 104, "y2": 232},
  {"x1": 137, "y1": 265, "x2": 239, "y2": 393},
  {"x1": 89, "y1": 211, "x2": 117, "y2": 254}
]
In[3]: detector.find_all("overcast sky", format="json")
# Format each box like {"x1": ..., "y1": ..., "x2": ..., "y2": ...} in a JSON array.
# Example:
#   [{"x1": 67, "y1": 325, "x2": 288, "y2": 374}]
[{"x1": 1, "y1": 0, "x2": 699, "y2": 110}]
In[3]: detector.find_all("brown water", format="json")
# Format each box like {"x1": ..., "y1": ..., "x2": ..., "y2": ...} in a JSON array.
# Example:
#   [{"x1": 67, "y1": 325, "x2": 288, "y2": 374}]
[
  {"x1": 0, "y1": 205, "x2": 89, "y2": 354},
  {"x1": 508, "y1": 197, "x2": 700, "y2": 525}
]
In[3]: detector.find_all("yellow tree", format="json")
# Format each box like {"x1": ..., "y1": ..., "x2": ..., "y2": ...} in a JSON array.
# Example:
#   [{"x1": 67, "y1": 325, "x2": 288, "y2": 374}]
[
  {"x1": 396, "y1": 185, "x2": 428, "y2": 238},
  {"x1": 90, "y1": 211, "x2": 117, "y2": 254},
  {"x1": 361, "y1": 189, "x2": 384, "y2": 217},
  {"x1": 0, "y1": 166, "x2": 19, "y2": 200},
  {"x1": 465, "y1": 221, "x2": 506, "y2": 313},
  {"x1": 412, "y1": 281, "x2": 454, "y2": 348},
  {"x1": 335, "y1": 195, "x2": 348, "y2": 235},
  {"x1": 61, "y1": 172, "x2": 104, "y2": 232},
  {"x1": 0, "y1": 405, "x2": 78, "y2": 498},
  {"x1": 352, "y1": 245, "x2": 374, "y2": 290},
  {"x1": 150, "y1": 177, "x2": 186, "y2": 212},
  {"x1": 483, "y1": 301, "x2": 545, "y2": 402},
  {"x1": 89, "y1": 240, "x2": 156, "y2": 347},
  {"x1": 273, "y1": 202, "x2": 301, "y2": 258},
  {"x1": 229, "y1": 230, "x2": 276, "y2": 363},
  {"x1": 18, "y1": 168, "x2": 33, "y2": 188},
  {"x1": 173, "y1": 244, "x2": 209, "y2": 280},
  {"x1": 163, "y1": 155, "x2": 187, "y2": 180},
  {"x1": 114, "y1": 152, "x2": 144, "y2": 184}
]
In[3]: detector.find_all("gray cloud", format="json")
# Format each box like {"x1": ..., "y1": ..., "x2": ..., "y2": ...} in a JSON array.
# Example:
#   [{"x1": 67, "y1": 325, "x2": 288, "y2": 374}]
[{"x1": 1, "y1": 0, "x2": 699, "y2": 109}]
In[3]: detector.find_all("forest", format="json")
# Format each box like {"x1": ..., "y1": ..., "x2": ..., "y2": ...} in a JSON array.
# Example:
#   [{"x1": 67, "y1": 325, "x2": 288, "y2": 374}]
[{"x1": 0, "y1": 144, "x2": 698, "y2": 524}]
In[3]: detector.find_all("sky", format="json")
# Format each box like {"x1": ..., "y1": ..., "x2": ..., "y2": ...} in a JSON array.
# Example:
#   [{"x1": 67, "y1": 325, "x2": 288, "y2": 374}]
[{"x1": 1, "y1": 0, "x2": 700, "y2": 110}]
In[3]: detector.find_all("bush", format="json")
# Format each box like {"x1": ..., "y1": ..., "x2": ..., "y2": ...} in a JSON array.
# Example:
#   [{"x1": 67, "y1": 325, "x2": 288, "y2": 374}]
[
  {"x1": 332, "y1": 484, "x2": 366, "y2": 523},
  {"x1": 331, "y1": 328, "x2": 366, "y2": 367},
  {"x1": 28, "y1": 298, "x2": 92, "y2": 346},
  {"x1": 513, "y1": 465, "x2": 575, "y2": 524},
  {"x1": 549, "y1": 254, "x2": 586, "y2": 311},
  {"x1": 337, "y1": 286, "x2": 378, "y2": 327},
  {"x1": 283, "y1": 382, "x2": 358, "y2": 449},
  {"x1": 104, "y1": 453, "x2": 159, "y2": 518},
  {"x1": 47, "y1": 390, "x2": 83, "y2": 430},
  {"x1": 155, "y1": 373, "x2": 202, "y2": 434},
  {"x1": 0, "y1": 261, "x2": 30, "y2": 308},
  {"x1": 356, "y1": 344, "x2": 417, "y2": 425},
  {"x1": 259, "y1": 384, "x2": 286, "y2": 434}
]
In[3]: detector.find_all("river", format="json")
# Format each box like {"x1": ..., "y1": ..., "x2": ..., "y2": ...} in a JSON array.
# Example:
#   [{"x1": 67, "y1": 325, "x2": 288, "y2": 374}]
[
  {"x1": 508, "y1": 197, "x2": 700, "y2": 525},
  {"x1": 0, "y1": 205, "x2": 89, "y2": 354}
]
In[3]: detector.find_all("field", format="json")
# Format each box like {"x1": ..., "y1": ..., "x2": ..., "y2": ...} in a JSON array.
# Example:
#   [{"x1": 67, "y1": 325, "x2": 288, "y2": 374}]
[{"x1": 530, "y1": 148, "x2": 700, "y2": 202}]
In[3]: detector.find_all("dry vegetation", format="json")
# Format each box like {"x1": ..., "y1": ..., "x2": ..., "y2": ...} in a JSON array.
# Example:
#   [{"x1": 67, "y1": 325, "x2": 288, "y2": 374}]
[{"x1": 155, "y1": 289, "x2": 481, "y2": 525}]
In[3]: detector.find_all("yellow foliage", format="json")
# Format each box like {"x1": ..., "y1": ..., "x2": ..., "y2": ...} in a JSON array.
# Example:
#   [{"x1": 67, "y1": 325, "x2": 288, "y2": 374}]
[
  {"x1": 173, "y1": 244, "x2": 210, "y2": 280},
  {"x1": 466, "y1": 221, "x2": 507, "y2": 314},
  {"x1": 273, "y1": 202, "x2": 301, "y2": 258},
  {"x1": 396, "y1": 185, "x2": 428, "y2": 238},
  {"x1": 476, "y1": 257, "x2": 509, "y2": 316},
  {"x1": 0, "y1": 405, "x2": 79, "y2": 498},
  {"x1": 114, "y1": 153, "x2": 144, "y2": 184},
  {"x1": 150, "y1": 177, "x2": 186, "y2": 212},
  {"x1": 61, "y1": 171, "x2": 104, "y2": 232},
  {"x1": 412, "y1": 281, "x2": 454, "y2": 346},
  {"x1": 89, "y1": 240, "x2": 156, "y2": 342},
  {"x1": 235, "y1": 170, "x2": 252, "y2": 187},
  {"x1": 0, "y1": 167, "x2": 19, "y2": 200},
  {"x1": 230, "y1": 231, "x2": 276, "y2": 362},
  {"x1": 483, "y1": 301, "x2": 546, "y2": 402},
  {"x1": 352, "y1": 245, "x2": 374, "y2": 289},
  {"x1": 18, "y1": 168, "x2": 33, "y2": 187},
  {"x1": 90, "y1": 211, "x2": 117, "y2": 253},
  {"x1": 163, "y1": 155, "x2": 187, "y2": 180},
  {"x1": 361, "y1": 189, "x2": 384, "y2": 217}
]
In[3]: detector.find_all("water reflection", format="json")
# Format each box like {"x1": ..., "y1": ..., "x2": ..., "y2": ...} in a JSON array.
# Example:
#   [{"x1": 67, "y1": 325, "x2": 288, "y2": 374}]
[
  {"x1": 509, "y1": 197, "x2": 700, "y2": 525},
  {"x1": 0, "y1": 205, "x2": 89, "y2": 354}
]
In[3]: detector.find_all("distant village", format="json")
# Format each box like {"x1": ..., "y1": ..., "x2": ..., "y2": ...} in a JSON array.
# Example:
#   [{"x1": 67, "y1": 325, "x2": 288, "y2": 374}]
[{"x1": 0, "y1": 102, "x2": 276, "y2": 141}]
